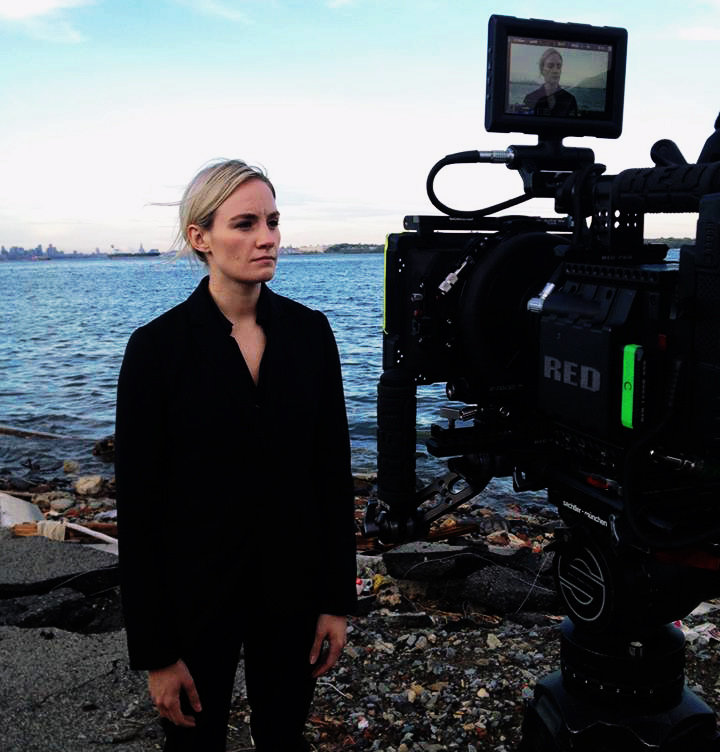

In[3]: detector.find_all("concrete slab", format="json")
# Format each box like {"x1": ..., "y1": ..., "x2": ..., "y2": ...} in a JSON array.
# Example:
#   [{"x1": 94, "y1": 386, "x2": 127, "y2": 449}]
[
  {"x1": 0, "y1": 534, "x2": 118, "y2": 596},
  {"x1": 87, "y1": 542, "x2": 119, "y2": 556},
  {"x1": 0, "y1": 626, "x2": 248, "y2": 752},
  {"x1": 0, "y1": 626, "x2": 160, "y2": 751}
]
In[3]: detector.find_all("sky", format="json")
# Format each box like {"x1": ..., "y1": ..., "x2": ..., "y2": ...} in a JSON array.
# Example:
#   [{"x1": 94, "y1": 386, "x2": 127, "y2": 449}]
[{"x1": 0, "y1": 0, "x2": 718, "y2": 252}]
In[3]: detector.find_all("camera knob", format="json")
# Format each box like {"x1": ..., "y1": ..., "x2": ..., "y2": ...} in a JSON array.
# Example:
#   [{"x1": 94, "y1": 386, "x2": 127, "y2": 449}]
[{"x1": 528, "y1": 282, "x2": 556, "y2": 314}]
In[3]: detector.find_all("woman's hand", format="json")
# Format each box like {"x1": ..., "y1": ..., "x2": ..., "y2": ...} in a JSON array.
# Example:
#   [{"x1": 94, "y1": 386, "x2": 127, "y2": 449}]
[
  {"x1": 309, "y1": 613, "x2": 347, "y2": 678},
  {"x1": 148, "y1": 659, "x2": 202, "y2": 727}
]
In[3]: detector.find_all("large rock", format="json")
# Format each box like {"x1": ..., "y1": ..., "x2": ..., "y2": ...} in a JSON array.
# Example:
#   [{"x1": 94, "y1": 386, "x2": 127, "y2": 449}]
[
  {"x1": 92, "y1": 435, "x2": 115, "y2": 463},
  {"x1": 461, "y1": 564, "x2": 560, "y2": 614},
  {"x1": 74, "y1": 475, "x2": 104, "y2": 496},
  {"x1": 383, "y1": 541, "x2": 476, "y2": 580},
  {"x1": 50, "y1": 496, "x2": 75, "y2": 512}
]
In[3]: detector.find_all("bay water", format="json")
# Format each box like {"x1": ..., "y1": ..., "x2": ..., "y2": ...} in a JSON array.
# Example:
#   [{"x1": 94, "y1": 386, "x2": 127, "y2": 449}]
[{"x1": 0, "y1": 254, "x2": 453, "y2": 482}]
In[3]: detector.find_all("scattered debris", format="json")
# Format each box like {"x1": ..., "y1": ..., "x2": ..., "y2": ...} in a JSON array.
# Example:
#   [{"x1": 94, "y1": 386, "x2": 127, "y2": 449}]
[
  {"x1": 12, "y1": 520, "x2": 118, "y2": 547},
  {"x1": 92, "y1": 436, "x2": 115, "y2": 463},
  {"x1": 3, "y1": 462, "x2": 720, "y2": 751}
]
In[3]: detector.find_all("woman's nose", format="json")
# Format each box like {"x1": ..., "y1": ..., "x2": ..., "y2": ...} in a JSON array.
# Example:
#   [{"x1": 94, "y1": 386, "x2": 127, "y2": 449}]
[{"x1": 257, "y1": 224, "x2": 277, "y2": 246}]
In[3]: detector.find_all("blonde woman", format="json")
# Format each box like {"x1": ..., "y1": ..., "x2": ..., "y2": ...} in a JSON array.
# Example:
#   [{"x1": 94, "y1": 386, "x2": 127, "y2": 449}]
[
  {"x1": 115, "y1": 160, "x2": 357, "y2": 751},
  {"x1": 523, "y1": 47, "x2": 578, "y2": 117}
]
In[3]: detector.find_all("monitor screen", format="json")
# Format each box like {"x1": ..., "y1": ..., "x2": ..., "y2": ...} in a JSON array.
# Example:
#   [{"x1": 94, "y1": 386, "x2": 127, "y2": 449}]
[{"x1": 486, "y1": 16, "x2": 627, "y2": 139}]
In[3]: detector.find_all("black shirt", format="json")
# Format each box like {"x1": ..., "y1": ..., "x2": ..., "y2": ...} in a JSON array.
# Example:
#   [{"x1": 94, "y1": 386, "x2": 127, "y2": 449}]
[
  {"x1": 115, "y1": 277, "x2": 357, "y2": 670},
  {"x1": 523, "y1": 86, "x2": 578, "y2": 117}
]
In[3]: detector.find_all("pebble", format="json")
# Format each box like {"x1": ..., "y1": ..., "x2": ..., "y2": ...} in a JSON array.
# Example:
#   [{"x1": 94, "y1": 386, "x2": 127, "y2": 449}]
[
  {"x1": 50, "y1": 497, "x2": 75, "y2": 512},
  {"x1": 6, "y1": 469, "x2": 720, "y2": 752},
  {"x1": 487, "y1": 633, "x2": 502, "y2": 649}
]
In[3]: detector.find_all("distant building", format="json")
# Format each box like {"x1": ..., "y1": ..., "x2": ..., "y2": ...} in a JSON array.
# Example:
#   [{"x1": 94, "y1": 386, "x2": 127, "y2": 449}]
[{"x1": 298, "y1": 244, "x2": 329, "y2": 253}]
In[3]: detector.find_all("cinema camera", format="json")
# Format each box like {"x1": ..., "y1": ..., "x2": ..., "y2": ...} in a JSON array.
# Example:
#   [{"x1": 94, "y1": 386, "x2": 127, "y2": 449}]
[{"x1": 364, "y1": 14, "x2": 720, "y2": 752}]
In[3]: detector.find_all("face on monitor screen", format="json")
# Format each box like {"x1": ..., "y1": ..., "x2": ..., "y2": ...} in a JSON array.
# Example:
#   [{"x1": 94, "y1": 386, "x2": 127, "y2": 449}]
[{"x1": 506, "y1": 37, "x2": 612, "y2": 120}]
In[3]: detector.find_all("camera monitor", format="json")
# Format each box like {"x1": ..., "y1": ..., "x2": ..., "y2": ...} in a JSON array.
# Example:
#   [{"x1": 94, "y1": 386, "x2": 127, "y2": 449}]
[{"x1": 485, "y1": 15, "x2": 627, "y2": 139}]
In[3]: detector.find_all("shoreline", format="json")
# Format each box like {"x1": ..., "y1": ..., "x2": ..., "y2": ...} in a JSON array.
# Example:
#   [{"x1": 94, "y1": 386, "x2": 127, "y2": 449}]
[{"x1": 2, "y1": 461, "x2": 719, "y2": 750}]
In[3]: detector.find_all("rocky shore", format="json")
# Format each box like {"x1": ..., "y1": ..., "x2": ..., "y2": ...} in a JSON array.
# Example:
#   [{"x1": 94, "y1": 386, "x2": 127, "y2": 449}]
[{"x1": 2, "y1": 455, "x2": 720, "y2": 751}]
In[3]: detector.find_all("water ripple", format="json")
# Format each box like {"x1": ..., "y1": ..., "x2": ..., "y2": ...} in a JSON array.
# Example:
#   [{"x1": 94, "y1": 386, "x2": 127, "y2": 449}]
[{"x1": 0, "y1": 255, "x2": 491, "y2": 487}]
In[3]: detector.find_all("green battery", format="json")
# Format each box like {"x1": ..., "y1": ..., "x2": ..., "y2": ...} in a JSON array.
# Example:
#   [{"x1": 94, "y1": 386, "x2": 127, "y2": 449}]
[{"x1": 621, "y1": 344, "x2": 643, "y2": 429}]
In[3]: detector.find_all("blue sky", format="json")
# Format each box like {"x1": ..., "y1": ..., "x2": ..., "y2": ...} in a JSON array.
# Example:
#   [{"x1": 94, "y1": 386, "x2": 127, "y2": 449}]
[{"x1": 0, "y1": 0, "x2": 718, "y2": 251}]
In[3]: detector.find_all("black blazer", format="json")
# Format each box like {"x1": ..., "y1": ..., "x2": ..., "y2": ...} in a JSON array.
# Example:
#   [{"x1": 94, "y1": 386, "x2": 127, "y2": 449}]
[{"x1": 115, "y1": 277, "x2": 357, "y2": 670}]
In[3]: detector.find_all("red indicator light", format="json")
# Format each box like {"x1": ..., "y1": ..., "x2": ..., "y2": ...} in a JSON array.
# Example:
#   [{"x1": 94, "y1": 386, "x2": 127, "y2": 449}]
[{"x1": 585, "y1": 475, "x2": 609, "y2": 489}]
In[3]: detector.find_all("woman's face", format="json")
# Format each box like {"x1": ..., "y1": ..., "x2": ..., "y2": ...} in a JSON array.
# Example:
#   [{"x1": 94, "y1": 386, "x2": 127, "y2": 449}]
[
  {"x1": 542, "y1": 53, "x2": 563, "y2": 86},
  {"x1": 192, "y1": 179, "x2": 280, "y2": 286}
]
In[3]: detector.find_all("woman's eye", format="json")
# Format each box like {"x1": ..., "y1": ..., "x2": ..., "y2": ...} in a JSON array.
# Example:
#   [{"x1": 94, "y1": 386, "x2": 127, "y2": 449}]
[
  {"x1": 233, "y1": 221, "x2": 253, "y2": 230},
  {"x1": 269, "y1": 218, "x2": 280, "y2": 228}
]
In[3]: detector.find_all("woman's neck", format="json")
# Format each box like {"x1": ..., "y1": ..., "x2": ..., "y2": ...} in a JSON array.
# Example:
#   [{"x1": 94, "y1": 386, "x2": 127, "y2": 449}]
[
  {"x1": 208, "y1": 275, "x2": 262, "y2": 325},
  {"x1": 544, "y1": 82, "x2": 559, "y2": 96}
]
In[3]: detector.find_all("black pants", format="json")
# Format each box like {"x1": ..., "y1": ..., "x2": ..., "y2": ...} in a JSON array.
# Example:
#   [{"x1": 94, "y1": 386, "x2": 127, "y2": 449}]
[{"x1": 162, "y1": 611, "x2": 317, "y2": 751}]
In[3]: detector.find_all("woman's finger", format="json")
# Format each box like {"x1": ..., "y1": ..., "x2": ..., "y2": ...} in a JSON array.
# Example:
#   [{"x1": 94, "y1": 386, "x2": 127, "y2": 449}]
[
  {"x1": 309, "y1": 630, "x2": 325, "y2": 666},
  {"x1": 183, "y1": 676, "x2": 203, "y2": 714}
]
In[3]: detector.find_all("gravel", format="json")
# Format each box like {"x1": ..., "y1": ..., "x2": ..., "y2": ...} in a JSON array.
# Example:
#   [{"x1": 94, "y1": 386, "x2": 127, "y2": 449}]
[{"x1": 2, "y1": 471, "x2": 720, "y2": 751}]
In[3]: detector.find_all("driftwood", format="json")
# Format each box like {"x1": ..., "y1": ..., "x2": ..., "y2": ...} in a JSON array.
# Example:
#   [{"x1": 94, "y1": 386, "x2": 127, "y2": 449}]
[
  {"x1": 0, "y1": 423, "x2": 96, "y2": 441},
  {"x1": 0, "y1": 490, "x2": 34, "y2": 500},
  {"x1": 0, "y1": 424, "x2": 75, "y2": 440},
  {"x1": 12, "y1": 521, "x2": 118, "y2": 541}
]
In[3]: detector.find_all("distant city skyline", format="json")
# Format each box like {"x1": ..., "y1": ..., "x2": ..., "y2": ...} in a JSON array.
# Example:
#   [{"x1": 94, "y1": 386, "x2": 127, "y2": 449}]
[
  {"x1": 0, "y1": 240, "x2": 382, "y2": 261},
  {"x1": 0, "y1": 1, "x2": 718, "y2": 251}
]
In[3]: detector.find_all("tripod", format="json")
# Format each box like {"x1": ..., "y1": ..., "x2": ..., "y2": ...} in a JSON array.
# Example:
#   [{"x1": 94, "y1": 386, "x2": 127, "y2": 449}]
[{"x1": 519, "y1": 531, "x2": 720, "y2": 751}]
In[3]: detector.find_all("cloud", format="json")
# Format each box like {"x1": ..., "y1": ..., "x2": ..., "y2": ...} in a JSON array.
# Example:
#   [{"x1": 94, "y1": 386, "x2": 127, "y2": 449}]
[
  {"x1": 174, "y1": 0, "x2": 253, "y2": 23},
  {"x1": 678, "y1": 26, "x2": 720, "y2": 40},
  {"x1": 0, "y1": 0, "x2": 90, "y2": 21},
  {"x1": 0, "y1": 0, "x2": 91, "y2": 42}
]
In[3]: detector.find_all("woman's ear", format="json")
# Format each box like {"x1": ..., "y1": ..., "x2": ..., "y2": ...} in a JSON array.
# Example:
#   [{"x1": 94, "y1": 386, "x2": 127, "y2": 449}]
[{"x1": 187, "y1": 225, "x2": 210, "y2": 257}]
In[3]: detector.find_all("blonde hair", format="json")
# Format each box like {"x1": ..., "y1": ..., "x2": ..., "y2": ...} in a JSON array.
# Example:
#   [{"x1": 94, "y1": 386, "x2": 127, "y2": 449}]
[{"x1": 173, "y1": 160, "x2": 275, "y2": 264}]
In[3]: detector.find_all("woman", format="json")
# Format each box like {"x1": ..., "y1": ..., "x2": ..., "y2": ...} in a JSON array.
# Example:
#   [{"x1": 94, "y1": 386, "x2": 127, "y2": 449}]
[
  {"x1": 523, "y1": 47, "x2": 578, "y2": 117},
  {"x1": 115, "y1": 160, "x2": 357, "y2": 751}
]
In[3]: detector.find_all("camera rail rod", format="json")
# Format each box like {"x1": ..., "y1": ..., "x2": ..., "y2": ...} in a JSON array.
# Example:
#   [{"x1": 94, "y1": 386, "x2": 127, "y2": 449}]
[{"x1": 403, "y1": 214, "x2": 573, "y2": 233}]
